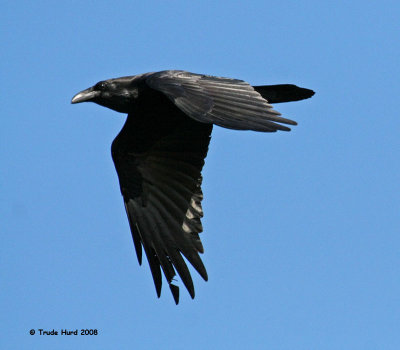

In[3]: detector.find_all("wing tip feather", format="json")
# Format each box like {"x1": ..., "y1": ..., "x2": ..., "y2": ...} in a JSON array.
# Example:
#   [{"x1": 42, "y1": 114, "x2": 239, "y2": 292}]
[{"x1": 169, "y1": 283, "x2": 180, "y2": 304}]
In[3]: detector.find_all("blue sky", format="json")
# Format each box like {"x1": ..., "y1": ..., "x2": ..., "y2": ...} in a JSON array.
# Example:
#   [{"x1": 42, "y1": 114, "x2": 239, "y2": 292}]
[{"x1": 1, "y1": 1, "x2": 399, "y2": 349}]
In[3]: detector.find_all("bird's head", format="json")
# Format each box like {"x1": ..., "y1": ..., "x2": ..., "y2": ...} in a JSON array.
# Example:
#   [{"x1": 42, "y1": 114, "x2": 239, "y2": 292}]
[{"x1": 71, "y1": 77, "x2": 140, "y2": 113}]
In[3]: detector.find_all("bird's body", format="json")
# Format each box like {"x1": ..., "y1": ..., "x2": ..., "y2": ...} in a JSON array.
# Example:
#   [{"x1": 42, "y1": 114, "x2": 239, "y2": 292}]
[{"x1": 71, "y1": 70, "x2": 314, "y2": 304}]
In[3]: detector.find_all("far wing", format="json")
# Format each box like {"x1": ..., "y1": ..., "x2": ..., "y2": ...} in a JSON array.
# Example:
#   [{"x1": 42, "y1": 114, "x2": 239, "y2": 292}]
[{"x1": 146, "y1": 70, "x2": 297, "y2": 132}]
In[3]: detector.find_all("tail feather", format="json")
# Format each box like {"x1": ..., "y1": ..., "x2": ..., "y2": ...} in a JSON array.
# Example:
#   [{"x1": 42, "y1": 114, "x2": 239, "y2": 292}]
[{"x1": 253, "y1": 84, "x2": 315, "y2": 104}]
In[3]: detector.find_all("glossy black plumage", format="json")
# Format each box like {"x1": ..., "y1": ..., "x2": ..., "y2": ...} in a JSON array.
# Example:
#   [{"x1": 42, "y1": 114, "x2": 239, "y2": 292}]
[{"x1": 71, "y1": 70, "x2": 315, "y2": 304}]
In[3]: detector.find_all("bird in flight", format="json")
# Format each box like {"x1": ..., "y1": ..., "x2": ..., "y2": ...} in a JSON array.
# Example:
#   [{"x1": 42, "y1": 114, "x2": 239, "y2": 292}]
[{"x1": 71, "y1": 70, "x2": 314, "y2": 304}]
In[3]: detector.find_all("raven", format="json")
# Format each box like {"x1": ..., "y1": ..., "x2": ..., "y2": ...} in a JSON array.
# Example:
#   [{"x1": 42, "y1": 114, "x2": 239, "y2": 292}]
[{"x1": 71, "y1": 70, "x2": 314, "y2": 304}]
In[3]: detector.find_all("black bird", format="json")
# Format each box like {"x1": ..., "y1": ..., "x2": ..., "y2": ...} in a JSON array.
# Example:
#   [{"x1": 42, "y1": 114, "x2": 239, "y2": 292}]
[{"x1": 71, "y1": 70, "x2": 314, "y2": 304}]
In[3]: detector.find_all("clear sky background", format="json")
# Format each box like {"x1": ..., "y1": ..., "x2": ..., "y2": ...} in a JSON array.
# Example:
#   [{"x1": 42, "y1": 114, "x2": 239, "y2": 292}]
[{"x1": 1, "y1": 1, "x2": 399, "y2": 349}]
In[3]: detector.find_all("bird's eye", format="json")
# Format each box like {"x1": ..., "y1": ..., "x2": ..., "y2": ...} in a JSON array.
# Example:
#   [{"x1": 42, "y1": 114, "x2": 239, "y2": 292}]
[{"x1": 95, "y1": 82, "x2": 107, "y2": 91}]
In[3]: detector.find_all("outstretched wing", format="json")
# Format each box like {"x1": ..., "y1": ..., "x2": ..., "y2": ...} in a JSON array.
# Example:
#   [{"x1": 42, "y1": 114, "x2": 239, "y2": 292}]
[
  {"x1": 146, "y1": 70, "x2": 298, "y2": 132},
  {"x1": 112, "y1": 93, "x2": 212, "y2": 304}
]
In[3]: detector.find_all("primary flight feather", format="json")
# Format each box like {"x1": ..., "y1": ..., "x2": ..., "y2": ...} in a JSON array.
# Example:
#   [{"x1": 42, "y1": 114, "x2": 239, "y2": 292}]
[{"x1": 71, "y1": 70, "x2": 315, "y2": 304}]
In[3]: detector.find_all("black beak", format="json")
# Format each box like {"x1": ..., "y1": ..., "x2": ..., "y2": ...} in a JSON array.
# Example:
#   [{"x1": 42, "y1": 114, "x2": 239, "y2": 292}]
[{"x1": 71, "y1": 87, "x2": 100, "y2": 104}]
